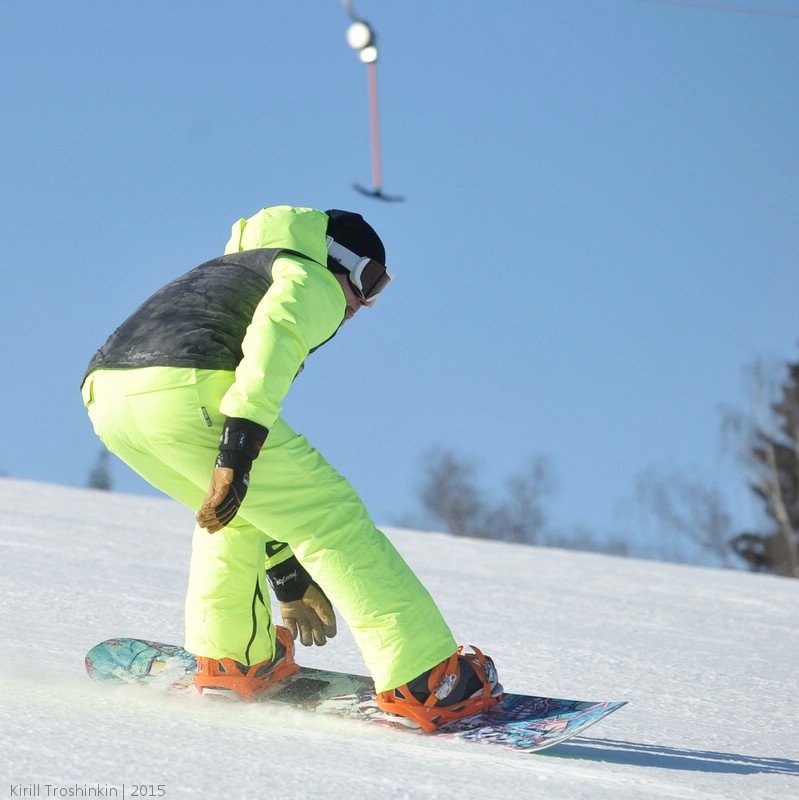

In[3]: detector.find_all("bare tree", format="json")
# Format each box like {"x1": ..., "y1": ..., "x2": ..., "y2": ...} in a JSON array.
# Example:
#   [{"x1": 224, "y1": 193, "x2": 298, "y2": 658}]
[
  {"x1": 635, "y1": 469, "x2": 736, "y2": 568},
  {"x1": 88, "y1": 450, "x2": 112, "y2": 491},
  {"x1": 418, "y1": 449, "x2": 487, "y2": 538},
  {"x1": 491, "y1": 457, "x2": 553, "y2": 544},
  {"x1": 413, "y1": 449, "x2": 642, "y2": 555},
  {"x1": 727, "y1": 358, "x2": 799, "y2": 577},
  {"x1": 415, "y1": 449, "x2": 553, "y2": 545},
  {"x1": 638, "y1": 355, "x2": 799, "y2": 577},
  {"x1": 547, "y1": 525, "x2": 632, "y2": 557}
]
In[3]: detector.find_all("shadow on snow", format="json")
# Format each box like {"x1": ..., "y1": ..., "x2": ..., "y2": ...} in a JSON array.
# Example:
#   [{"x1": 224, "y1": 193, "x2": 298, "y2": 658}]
[{"x1": 545, "y1": 737, "x2": 798, "y2": 776}]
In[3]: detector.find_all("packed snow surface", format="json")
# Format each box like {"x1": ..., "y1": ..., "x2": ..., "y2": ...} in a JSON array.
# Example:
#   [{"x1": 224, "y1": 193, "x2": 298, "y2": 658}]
[{"x1": 1, "y1": 479, "x2": 797, "y2": 799}]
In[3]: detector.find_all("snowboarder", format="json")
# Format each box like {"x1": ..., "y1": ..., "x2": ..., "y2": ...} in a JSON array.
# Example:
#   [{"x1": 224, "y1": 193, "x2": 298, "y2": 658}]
[{"x1": 80, "y1": 205, "x2": 502, "y2": 730}]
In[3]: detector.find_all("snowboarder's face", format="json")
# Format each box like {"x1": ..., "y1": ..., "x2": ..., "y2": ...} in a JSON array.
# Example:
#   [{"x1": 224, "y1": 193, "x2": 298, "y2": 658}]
[{"x1": 333, "y1": 272, "x2": 369, "y2": 321}]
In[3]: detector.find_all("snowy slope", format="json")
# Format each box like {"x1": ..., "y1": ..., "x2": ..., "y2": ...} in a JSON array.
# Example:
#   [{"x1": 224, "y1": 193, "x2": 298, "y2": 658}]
[{"x1": 1, "y1": 478, "x2": 797, "y2": 800}]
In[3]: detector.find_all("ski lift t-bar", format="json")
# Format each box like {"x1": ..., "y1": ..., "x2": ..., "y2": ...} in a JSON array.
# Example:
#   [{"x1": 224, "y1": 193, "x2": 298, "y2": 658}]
[{"x1": 342, "y1": 1, "x2": 404, "y2": 202}]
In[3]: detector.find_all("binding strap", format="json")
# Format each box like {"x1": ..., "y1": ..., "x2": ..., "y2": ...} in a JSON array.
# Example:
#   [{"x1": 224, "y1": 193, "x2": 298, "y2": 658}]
[{"x1": 376, "y1": 646, "x2": 500, "y2": 734}]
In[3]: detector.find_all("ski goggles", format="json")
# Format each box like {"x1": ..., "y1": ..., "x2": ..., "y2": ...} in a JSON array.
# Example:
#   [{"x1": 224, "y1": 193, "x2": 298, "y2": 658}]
[{"x1": 326, "y1": 236, "x2": 394, "y2": 304}]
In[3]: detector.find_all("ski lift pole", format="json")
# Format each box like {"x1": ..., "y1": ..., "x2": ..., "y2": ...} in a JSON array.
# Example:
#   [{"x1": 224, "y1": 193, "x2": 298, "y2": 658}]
[
  {"x1": 343, "y1": 1, "x2": 404, "y2": 201},
  {"x1": 366, "y1": 60, "x2": 382, "y2": 192}
]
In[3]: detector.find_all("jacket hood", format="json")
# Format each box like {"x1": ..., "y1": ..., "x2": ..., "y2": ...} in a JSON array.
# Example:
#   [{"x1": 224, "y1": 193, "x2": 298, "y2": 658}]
[{"x1": 224, "y1": 206, "x2": 329, "y2": 265}]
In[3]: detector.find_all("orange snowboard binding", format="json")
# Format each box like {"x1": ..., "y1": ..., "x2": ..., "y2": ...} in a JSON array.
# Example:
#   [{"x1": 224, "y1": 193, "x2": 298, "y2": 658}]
[
  {"x1": 194, "y1": 626, "x2": 299, "y2": 702},
  {"x1": 375, "y1": 645, "x2": 504, "y2": 733}
]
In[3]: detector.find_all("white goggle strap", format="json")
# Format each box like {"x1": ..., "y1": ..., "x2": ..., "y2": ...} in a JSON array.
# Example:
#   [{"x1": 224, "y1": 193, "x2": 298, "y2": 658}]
[{"x1": 326, "y1": 236, "x2": 367, "y2": 273}]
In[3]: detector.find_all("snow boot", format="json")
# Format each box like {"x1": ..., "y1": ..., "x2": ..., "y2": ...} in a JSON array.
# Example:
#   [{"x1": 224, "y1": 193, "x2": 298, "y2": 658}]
[
  {"x1": 374, "y1": 645, "x2": 504, "y2": 733},
  {"x1": 194, "y1": 626, "x2": 299, "y2": 702}
]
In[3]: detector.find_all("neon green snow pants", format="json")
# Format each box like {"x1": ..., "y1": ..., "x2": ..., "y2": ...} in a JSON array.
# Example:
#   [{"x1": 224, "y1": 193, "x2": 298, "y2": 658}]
[{"x1": 81, "y1": 367, "x2": 457, "y2": 692}]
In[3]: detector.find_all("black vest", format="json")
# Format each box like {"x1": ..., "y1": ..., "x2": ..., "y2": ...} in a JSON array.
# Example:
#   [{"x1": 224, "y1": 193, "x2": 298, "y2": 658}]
[{"x1": 83, "y1": 248, "x2": 333, "y2": 381}]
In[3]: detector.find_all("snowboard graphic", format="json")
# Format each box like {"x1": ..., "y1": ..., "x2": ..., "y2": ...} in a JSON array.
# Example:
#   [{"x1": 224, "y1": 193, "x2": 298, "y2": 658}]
[{"x1": 85, "y1": 638, "x2": 625, "y2": 753}]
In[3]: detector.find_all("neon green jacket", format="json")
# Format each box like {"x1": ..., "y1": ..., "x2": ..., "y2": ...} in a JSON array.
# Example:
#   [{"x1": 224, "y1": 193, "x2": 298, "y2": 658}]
[
  {"x1": 219, "y1": 206, "x2": 346, "y2": 428},
  {"x1": 85, "y1": 206, "x2": 347, "y2": 432}
]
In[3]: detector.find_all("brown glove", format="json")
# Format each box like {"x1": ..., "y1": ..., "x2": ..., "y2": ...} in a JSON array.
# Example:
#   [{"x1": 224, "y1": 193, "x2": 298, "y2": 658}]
[
  {"x1": 279, "y1": 583, "x2": 338, "y2": 647},
  {"x1": 196, "y1": 417, "x2": 267, "y2": 533},
  {"x1": 196, "y1": 467, "x2": 244, "y2": 533},
  {"x1": 267, "y1": 555, "x2": 337, "y2": 647}
]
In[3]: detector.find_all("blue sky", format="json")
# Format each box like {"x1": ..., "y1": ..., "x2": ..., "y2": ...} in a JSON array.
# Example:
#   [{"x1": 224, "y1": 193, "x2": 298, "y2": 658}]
[{"x1": 2, "y1": 1, "x2": 797, "y2": 554}]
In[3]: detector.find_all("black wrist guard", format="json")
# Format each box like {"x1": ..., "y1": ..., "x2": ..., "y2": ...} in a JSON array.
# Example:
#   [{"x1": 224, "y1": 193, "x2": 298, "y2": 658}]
[
  {"x1": 216, "y1": 417, "x2": 268, "y2": 471},
  {"x1": 267, "y1": 555, "x2": 313, "y2": 602}
]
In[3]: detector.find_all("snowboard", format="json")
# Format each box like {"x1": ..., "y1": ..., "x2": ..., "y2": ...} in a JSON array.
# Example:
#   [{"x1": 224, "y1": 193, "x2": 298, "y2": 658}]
[{"x1": 85, "y1": 638, "x2": 626, "y2": 753}]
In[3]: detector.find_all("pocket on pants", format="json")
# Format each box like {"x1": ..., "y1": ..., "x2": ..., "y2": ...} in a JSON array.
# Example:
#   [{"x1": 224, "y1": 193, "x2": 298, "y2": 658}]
[
  {"x1": 80, "y1": 374, "x2": 95, "y2": 408},
  {"x1": 126, "y1": 384, "x2": 220, "y2": 451}
]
